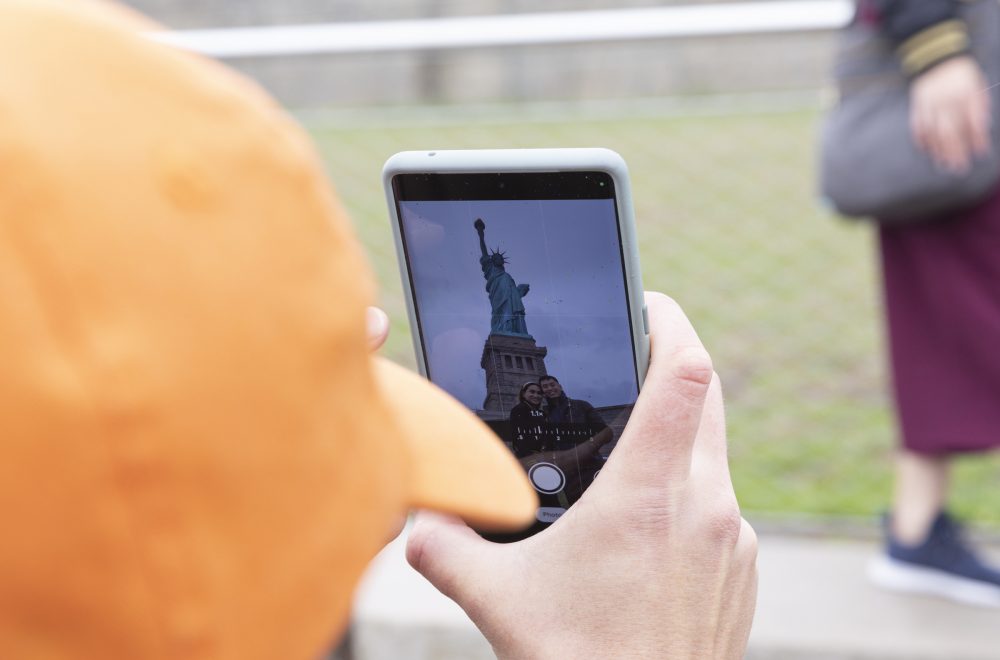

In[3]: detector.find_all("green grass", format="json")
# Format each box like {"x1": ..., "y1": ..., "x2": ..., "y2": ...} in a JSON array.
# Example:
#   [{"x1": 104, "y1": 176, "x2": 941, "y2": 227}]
[{"x1": 304, "y1": 101, "x2": 1000, "y2": 524}]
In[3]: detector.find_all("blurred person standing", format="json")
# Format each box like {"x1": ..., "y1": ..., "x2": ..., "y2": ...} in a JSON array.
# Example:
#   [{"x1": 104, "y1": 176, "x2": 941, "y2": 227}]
[{"x1": 858, "y1": 0, "x2": 1000, "y2": 606}]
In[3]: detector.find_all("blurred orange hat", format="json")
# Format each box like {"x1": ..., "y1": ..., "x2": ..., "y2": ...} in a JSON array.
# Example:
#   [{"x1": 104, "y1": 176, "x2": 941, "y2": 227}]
[{"x1": 0, "y1": 0, "x2": 535, "y2": 658}]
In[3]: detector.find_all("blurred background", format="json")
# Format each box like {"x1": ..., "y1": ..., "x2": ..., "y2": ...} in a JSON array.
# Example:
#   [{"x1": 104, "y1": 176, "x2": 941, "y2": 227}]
[
  {"x1": 129, "y1": 0, "x2": 1000, "y2": 525},
  {"x1": 124, "y1": 1, "x2": 1000, "y2": 656}
]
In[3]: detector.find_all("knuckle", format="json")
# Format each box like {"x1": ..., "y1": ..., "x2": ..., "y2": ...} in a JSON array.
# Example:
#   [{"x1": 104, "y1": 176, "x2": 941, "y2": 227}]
[
  {"x1": 703, "y1": 506, "x2": 743, "y2": 548},
  {"x1": 671, "y1": 346, "x2": 715, "y2": 389}
]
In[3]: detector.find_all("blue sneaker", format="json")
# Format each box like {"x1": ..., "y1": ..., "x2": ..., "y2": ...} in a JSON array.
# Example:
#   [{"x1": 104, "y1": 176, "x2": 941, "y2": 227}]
[{"x1": 868, "y1": 512, "x2": 1000, "y2": 608}]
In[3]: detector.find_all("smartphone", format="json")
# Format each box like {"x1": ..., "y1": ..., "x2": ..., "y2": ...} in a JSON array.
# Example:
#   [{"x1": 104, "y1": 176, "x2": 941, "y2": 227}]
[{"x1": 384, "y1": 148, "x2": 650, "y2": 541}]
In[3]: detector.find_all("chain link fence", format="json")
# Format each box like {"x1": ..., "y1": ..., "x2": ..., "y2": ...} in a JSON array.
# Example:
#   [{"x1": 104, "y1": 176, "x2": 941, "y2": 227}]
[
  {"x1": 130, "y1": 0, "x2": 1000, "y2": 524},
  {"x1": 306, "y1": 98, "x2": 1000, "y2": 525}
]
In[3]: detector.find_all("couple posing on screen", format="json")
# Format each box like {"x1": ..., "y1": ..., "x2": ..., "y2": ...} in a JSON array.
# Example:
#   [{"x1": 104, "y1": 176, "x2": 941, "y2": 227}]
[{"x1": 508, "y1": 375, "x2": 614, "y2": 502}]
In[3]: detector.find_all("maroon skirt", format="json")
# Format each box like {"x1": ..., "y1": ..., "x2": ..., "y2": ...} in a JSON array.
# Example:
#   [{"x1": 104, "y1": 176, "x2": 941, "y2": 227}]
[{"x1": 880, "y1": 187, "x2": 1000, "y2": 455}]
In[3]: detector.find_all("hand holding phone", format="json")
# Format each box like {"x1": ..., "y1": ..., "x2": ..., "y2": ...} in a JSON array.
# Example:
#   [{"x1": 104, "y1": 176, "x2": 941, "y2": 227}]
[{"x1": 406, "y1": 293, "x2": 758, "y2": 660}]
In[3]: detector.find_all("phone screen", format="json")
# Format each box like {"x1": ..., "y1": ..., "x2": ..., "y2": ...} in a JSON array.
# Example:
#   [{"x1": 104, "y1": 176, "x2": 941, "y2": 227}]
[{"x1": 392, "y1": 171, "x2": 639, "y2": 540}]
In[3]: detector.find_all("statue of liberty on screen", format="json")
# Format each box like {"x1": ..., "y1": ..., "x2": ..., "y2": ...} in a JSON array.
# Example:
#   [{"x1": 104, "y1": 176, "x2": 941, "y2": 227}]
[{"x1": 474, "y1": 218, "x2": 531, "y2": 337}]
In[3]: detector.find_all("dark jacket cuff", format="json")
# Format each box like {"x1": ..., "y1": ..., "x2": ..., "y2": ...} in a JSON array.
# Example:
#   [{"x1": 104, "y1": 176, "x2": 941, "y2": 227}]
[{"x1": 897, "y1": 19, "x2": 971, "y2": 76}]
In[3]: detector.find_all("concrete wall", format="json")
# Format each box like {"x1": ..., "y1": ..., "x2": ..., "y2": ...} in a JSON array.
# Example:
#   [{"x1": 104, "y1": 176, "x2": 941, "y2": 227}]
[{"x1": 126, "y1": 0, "x2": 838, "y2": 108}]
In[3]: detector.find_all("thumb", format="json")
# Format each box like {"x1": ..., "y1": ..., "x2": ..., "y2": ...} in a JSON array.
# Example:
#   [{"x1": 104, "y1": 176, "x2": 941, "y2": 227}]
[{"x1": 405, "y1": 512, "x2": 498, "y2": 610}]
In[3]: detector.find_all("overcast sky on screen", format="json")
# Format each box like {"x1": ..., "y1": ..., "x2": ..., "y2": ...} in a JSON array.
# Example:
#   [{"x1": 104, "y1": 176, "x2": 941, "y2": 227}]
[{"x1": 400, "y1": 198, "x2": 638, "y2": 412}]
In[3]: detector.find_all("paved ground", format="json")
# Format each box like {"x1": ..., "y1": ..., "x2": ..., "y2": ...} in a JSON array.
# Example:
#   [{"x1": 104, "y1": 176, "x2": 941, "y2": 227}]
[
  {"x1": 748, "y1": 534, "x2": 1000, "y2": 660},
  {"x1": 348, "y1": 522, "x2": 1000, "y2": 659}
]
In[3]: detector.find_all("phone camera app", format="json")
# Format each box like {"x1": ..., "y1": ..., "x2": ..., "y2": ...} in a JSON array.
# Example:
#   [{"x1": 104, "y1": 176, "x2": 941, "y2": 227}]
[{"x1": 400, "y1": 185, "x2": 638, "y2": 540}]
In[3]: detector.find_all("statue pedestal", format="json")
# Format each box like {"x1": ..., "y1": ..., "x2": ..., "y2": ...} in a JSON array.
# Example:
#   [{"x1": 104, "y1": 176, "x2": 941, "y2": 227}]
[{"x1": 480, "y1": 334, "x2": 548, "y2": 417}]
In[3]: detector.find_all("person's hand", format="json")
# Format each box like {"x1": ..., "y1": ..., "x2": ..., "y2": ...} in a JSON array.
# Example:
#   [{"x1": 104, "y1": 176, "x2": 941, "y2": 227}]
[
  {"x1": 366, "y1": 306, "x2": 390, "y2": 351},
  {"x1": 406, "y1": 292, "x2": 758, "y2": 659},
  {"x1": 910, "y1": 55, "x2": 991, "y2": 174}
]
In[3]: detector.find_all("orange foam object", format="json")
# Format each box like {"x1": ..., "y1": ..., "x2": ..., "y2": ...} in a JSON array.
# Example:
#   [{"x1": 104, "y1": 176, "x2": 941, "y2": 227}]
[{"x1": 0, "y1": 1, "x2": 534, "y2": 658}]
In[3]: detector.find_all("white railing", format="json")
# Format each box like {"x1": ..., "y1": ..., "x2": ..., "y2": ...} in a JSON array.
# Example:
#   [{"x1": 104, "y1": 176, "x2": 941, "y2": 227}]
[{"x1": 150, "y1": 0, "x2": 853, "y2": 58}]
